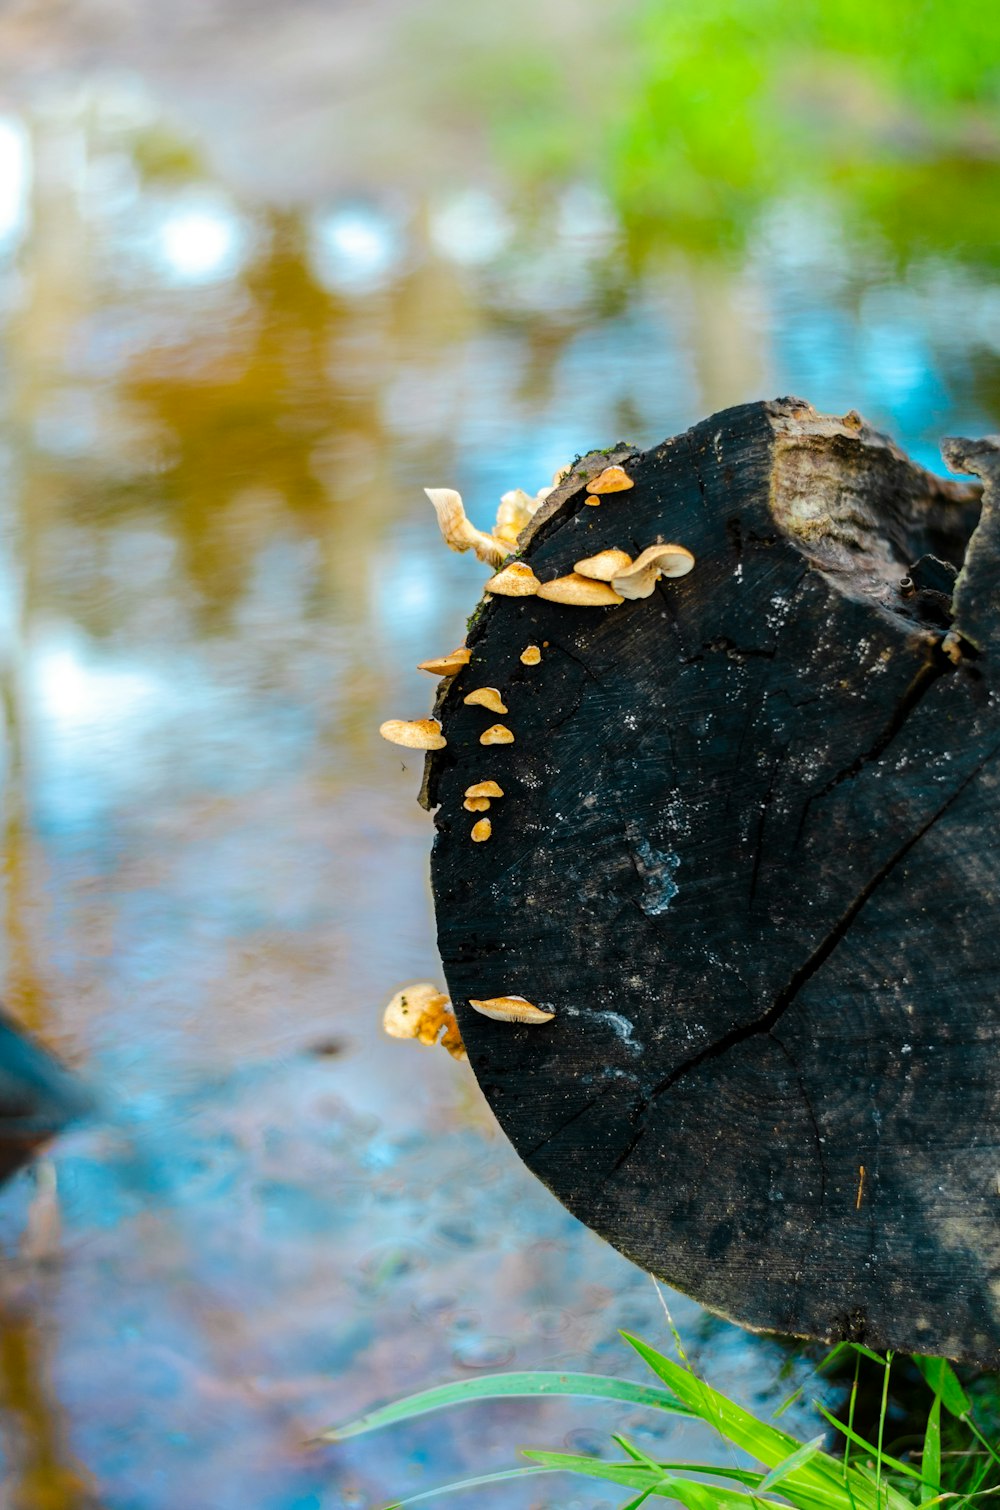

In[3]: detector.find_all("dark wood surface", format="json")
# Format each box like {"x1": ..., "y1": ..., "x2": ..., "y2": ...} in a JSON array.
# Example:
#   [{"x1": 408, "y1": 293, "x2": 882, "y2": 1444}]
[{"x1": 424, "y1": 397, "x2": 1000, "y2": 1365}]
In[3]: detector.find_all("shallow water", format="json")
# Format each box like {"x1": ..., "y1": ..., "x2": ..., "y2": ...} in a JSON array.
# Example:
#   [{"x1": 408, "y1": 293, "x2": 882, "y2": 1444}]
[{"x1": 0, "y1": 7, "x2": 998, "y2": 1507}]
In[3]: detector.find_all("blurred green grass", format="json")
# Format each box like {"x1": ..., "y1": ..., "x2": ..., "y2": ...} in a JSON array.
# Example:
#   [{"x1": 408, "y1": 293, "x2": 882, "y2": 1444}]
[{"x1": 425, "y1": 0, "x2": 1000, "y2": 264}]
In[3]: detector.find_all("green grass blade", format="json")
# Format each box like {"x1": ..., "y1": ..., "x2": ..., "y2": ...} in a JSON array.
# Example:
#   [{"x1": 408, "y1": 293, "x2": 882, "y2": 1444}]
[
  {"x1": 921, "y1": 1394, "x2": 941, "y2": 1502},
  {"x1": 852, "y1": 1465, "x2": 924, "y2": 1510},
  {"x1": 550, "y1": 1458, "x2": 767, "y2": 1489},
  {"x1": 819, "y1": 1343, "x2": 857, "y2": 1374},
  {"x1": 622, "y1": 1334, "x2": 856, "y2": 1496},
  {"x1": 320, "y1": 1371, "x2": 692, "y2": 1440},
  {"x1": 759, "y1": 1436, "x2": 827, "y2": 1492},
  {"x1": 621, "y1": 1333, "x2": 901, "y2": 1510},
  {"x1": 772, "y1": 1387, "x2": 804, "y2": 1420},
  {"x1": 842, "y1": 1351, "x2": 862, "y2": 1510},
  {"x1": 613, "y1": 1434, "x2": 663, "y2": 1471},
  {"x1": 914, "y1": 1359, "x2": 972, "y2": 1420},
  {"x1": 875, "y1": 1352, "x2": 894, "y2": 1509},
  {"x1": 621, "y1": 1332, "x2": 806, "y2": 1462},
  {"x1": 517, "y1": 1451, "x2": 665, "y2": 1493},
  {"x1": 965, "y1": 1420, "x2": 1000, "y2": 1475},
  {"x1": 376, "y1": 1464, "x2": 560, "y2": 1508},
  {"x1": 523, "y1": 1454, "x2": 766, "y2": 1510},
  {"x1": 851, "y1": 1345, "x2": 891, "y2": 1366},
  {"x1": 816, "y1": 1404, "x2": 923, "y2": 1483}
]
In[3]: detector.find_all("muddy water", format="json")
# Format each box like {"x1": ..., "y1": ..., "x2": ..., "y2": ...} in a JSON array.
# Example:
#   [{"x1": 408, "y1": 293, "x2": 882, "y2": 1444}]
[{"x1": 0, "y1": 10, "x2": 998, "y2": 1507}]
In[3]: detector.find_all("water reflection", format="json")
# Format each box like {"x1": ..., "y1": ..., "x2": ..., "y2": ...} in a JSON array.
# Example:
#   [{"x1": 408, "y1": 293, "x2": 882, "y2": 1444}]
[{"x1": 0, "y1": 42, "x2": 997, "y2": 1510}]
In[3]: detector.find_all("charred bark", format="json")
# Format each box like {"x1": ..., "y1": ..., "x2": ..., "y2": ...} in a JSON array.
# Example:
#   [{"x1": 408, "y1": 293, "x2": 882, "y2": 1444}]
[{"x1": 425, "y1": 397, "x2": 1000, "y2": 1366}]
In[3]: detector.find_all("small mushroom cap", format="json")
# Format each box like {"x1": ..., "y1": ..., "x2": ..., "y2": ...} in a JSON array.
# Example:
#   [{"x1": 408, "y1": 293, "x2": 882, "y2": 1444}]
[
  {"x1": 480, "y1": 724, "x2": 514, "y2": 745},
  {"x1": 484, "y1": 561, "x2": 541, "y2": 596},
  {"x1": 631, "y1": 543, "x2": 695, "y2": 579},
  {"x1": 573, "y1": 547, "x2": 633, "y2": 581},
  {"x1": 464, "y1": 796, "x2": 491, "y2": 812},
  {"x1": 520, "y1": 644, "x2": 541, "y2": 665},
  {"x1": 464, "y1": 686, "x2": 508, "y2": 714},
  {"x1": 471, "y1": 818, "x2": 492, "y2": 842},
  {"x1": 383, "y1": 982, "x2": 450, "y2": 1040},
  {"x1": 465, "y1": 780, "x2": 504, "y2": 798},
  {"x1": 588, "y1": 465, "x2": 634, "y2": 493},
  {"x1": 417, "y1": 645, "x2": 471, "y2": 677},
  {"x1": 379, "y1": 717, "x2": 447, "y2": 750},
  {"x1": 584, "y1": 495, "x2": 601, "y2": 506},
  {"x1": 537, "y1": 573, "x2": 624, "y2": 606},
  {"x1": 612, "y1": 543, "x2": 695, "y2": 600},
  {"x1": 468, "y1": 995, "x2": 555, "y2": 1024}
]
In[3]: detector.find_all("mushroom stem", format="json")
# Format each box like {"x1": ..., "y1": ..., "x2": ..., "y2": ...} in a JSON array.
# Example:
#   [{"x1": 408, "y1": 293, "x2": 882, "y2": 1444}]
[{"x1": 425, "y1": 488, "x2": 510, "y2": 569}]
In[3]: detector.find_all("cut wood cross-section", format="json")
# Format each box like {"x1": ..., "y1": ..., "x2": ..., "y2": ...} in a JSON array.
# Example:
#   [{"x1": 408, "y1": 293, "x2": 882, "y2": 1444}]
[{"x1": 418, "y1": 397, "x2": 1000, "y2": 1366}]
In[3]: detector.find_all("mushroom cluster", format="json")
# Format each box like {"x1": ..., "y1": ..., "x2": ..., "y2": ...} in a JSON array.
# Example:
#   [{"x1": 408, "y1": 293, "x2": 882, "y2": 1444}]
[
  {"x1": 484, "y1": 538, "x2": 694, "y2": 604},
  {"x1": 424, "y1": 472, "x2": 560, "y2": 569},
  {"x1": 378, "y1": 460, "x2": 696, "y2": 1047}
]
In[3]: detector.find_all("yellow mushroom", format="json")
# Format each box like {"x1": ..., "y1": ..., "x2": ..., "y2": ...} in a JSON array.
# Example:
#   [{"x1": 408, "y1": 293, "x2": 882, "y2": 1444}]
[
  {"x1": 520, "y1": 645, "x2": 541, "y2": 665},
  {"x1": 611, "y1": 543, "x2": 695, "y2": 600},
  {"x1": 537, "y1": 573, "x2": 624, "y2": 606},
  {"x1": 424, "y1": 487, "x2": 509, "y2": 568},
  {"x1": 382, "y1": 982, "x2": 449, "y2": 1040},
  {"x1": 464, "y1": 797, "x2": 491, "y2": 812},
  {"x1": 573, "y1": 547, "x2": 633, "y2": 581},
  {"x1": 480, "y1": 724, "x2": 514, "y2": 745},
  {"x1": 468, "y1": 996, "x2": 555, "y2": 1024},
  {"x1": 438, "y1": 1013, "x2": 467, "y2": 1061},
  {"x1": 382, "y1": 983, "x2": 467, "y2": 1060},
  {"x1": 465, "y1": 781, "x2": 504, "y2": 799},
  {"x1": 471, "y1": 818, "x2": 492, "y2": 842},
  {"x1": 484, "y1": 561, "x2": 541, "y2": 596},
  {"x1": 584, "y1": 496, "x2": 601, "y2": 506},
  {"x1": 417, "y1": 645, "x2": 471, "y2": 677},
  {"x1": 464, "y1": 687, "x2": 508, "y2": 714},
  {"x1": 379, "y1": 718, "x2": 447, "y2": 750},
  {"x1": 587, "y1": 465, "x2": 634, "y2": 494},
  {"x1": 494, "y1": 488, "x2": 535, "y2": 540}
]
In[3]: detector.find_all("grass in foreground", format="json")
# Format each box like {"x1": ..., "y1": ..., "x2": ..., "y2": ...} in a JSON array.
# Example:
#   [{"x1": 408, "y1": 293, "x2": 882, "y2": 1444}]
[{"x1": 323, "y1": 1326, "x2": 1000, "y2": 1510}]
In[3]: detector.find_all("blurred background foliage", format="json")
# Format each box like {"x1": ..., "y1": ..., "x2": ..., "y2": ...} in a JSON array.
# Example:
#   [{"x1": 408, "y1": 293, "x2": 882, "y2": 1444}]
[{"x1": 429, "y1": 0, "x2": 1000, "y2": 262}]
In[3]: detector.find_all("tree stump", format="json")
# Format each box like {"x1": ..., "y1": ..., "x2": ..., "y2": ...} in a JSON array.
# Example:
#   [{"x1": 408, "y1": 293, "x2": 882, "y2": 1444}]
[{"x1": 419, "y1": 397, "x2": 1000, "y2": 1366}]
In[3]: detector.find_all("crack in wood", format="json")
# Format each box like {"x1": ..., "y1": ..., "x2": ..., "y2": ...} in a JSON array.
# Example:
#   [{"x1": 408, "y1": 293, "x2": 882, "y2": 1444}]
[
  {"x1": 793, "y1": 648, "x2": 952, "y2": 845},
  {"x1": 609, "y1": 744, "x2": 1000, "y2": 1175},
  {"x1": 681, "y1": 636, "x2": 778, "y2": 665}
]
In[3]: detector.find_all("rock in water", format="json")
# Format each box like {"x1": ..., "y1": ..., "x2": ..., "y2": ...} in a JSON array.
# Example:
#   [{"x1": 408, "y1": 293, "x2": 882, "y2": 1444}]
[{"x1": 0, "y1": 1011, "x2": 91, "y2": 1184}]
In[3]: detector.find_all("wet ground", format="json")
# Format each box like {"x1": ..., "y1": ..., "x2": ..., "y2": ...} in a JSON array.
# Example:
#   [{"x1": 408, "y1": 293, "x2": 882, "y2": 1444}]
[{"x1": 0, "y1": 5, "x2": 998, "y2": 1506}]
